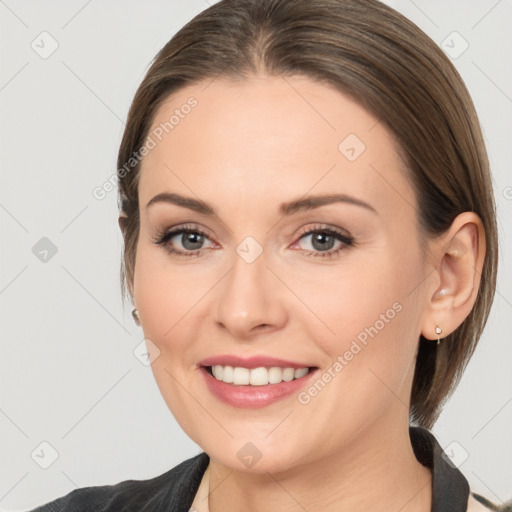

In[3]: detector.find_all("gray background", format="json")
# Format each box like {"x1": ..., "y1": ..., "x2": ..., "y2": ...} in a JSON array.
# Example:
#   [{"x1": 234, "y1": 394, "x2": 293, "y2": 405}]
[{"x1": 0, "y1": 1, "x2": 511, "y2": 510}]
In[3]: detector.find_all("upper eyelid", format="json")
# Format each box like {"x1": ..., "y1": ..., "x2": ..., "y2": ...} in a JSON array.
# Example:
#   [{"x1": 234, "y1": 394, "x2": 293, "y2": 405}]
[{"x1": 161, "y1": 222, "x2": 349, "y2": 236}]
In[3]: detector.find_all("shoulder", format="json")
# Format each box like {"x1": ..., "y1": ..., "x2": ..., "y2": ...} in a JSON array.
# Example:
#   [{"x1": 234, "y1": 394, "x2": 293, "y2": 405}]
[
  {"x1": 408, "y1": 427, "x2": 510, "y2": 512},
  {"x1": 468, "y1": 493, "x2": 496, "y2": 511},
  {"x1": 468, "y1": 492, "x2": 512, "y2": 512},
  {"x1": 27, "y1": 452, "x2": 210, "y2": 512}
]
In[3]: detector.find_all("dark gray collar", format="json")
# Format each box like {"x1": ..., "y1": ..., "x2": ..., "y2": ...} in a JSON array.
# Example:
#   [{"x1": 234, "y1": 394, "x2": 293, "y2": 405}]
[
  {"x1": 171, "y1": 426, "x2": 470, "y2": 511},
  {"x1": 410, "y1": 426, "x2": 469, "y2": 511},
  {"x1": 30, "y1": 426, "x2": 485, "y2": 512}
]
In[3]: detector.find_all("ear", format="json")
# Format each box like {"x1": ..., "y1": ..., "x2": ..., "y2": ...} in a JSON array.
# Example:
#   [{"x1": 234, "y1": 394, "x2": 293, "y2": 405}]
[
  {"x1": 420, "y1": 211, "x2": 486, "y2": 341},
  {"x1": 118, "y1": 213, "x2": 128, "y2": 234}
]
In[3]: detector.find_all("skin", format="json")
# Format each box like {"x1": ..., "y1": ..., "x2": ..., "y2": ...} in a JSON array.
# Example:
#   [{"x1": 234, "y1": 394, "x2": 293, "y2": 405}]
[{"x1": 122, "y1": 74, "x2": 486, "y2": 512}]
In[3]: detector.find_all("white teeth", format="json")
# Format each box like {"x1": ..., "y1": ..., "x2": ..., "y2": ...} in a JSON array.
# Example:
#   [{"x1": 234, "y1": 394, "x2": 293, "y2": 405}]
[
  {"x1": 232, "y1": 367, "x2": 250, "y2": 385},
  {"x1": 210, "y1": 365, "x2": 311, "y2": 385},
  {"x1": 282, "y1": 368, "x2": 295, "y2": 382},
  {"x1": 222, "y1": 365, "x2": 234, "y2": 383},
  {"x1": 212, "y1": 365, "x2": 223, "y2": 380},
  {"x1": 249, "y1": 367, "x2": 268, "y2": 386},
  {"x1": 294, "y1": 367, "x2": 309, "y2": 379},
  {"x1": 268, "y1": 367, "x2": 282, "y2": 384}
]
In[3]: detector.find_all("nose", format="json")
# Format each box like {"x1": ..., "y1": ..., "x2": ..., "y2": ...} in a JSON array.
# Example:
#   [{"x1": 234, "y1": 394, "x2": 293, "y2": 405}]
[{"x1": 213, "y1": 248, "x2": 288, "y2": 340}]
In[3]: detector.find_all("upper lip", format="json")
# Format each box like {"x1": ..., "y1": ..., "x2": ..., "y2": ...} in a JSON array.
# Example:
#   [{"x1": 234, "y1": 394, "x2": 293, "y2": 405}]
[{"x1": 199, "y1": 355, "x2": 315, "y2": 369}]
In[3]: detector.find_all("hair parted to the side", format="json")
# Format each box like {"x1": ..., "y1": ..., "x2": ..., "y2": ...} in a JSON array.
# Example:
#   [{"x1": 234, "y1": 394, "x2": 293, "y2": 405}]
[{"x1": 116, "y1": 0, "x2": 498, "y2": 429}]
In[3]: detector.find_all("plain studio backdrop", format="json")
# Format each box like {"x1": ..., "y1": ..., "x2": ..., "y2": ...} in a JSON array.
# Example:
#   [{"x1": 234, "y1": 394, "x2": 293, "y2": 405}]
[{"x1": 0, "y1": 1, "x2": 511, "y2": 510}]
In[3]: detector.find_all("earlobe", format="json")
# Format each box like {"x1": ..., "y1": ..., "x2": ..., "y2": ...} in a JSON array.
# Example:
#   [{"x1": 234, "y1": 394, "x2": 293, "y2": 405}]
[
  {"x1": 421, "y1": 212, "x2": 486, "y2": 341},
  {"x1": 118, "y1": 214, "x2": 128, "y2": 234}
]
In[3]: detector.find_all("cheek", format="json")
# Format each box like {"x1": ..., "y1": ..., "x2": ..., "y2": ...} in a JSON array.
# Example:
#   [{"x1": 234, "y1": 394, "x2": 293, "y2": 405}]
[
  {"x1": 132, "y1": 245, "x2": 205, "y2": 426},
  {"x1": 300, "y1": 249, "x2": 421, "y2": 387},
  {"x1": 133, "y1": 244, "x2": 198, "y2": 353},
  {"x1": 286, "y1": 251, "x2": 398, "y2": 340},
  {"x1": 133, "y1": 242, "x2": 230, "y2": 381}
]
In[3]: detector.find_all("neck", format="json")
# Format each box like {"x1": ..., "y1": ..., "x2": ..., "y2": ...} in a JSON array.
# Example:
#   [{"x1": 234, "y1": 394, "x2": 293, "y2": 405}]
[{"x1": 207, "y1": 416, "x2": 432, "y2": 512}]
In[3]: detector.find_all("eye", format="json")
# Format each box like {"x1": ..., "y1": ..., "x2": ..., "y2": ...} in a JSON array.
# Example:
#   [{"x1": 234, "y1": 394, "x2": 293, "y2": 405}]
[
  {"x1": 153, "y1": 223, "x2": 355, "y2": 260},
  {"x1": 152, "y1": 223, "x2": 215, "y2": 258},
  {"x1": 291, "y1": 224, "x2": 354, "y2": 259}
]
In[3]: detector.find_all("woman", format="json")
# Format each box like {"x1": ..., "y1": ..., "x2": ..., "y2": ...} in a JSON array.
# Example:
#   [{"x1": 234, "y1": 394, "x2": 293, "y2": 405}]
[{"x1": 30, "y1": 0, "x2": 507, "y2": 510}]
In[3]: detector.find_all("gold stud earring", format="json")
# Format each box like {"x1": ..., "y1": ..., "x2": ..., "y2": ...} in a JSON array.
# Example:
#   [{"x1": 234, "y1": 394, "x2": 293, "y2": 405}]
[
  {"x1": 132, "y1": 308, "x2": 140, "y2": 326},
  {"x1": 435, "y1": 325, "x2": 442, "y2": 345}
]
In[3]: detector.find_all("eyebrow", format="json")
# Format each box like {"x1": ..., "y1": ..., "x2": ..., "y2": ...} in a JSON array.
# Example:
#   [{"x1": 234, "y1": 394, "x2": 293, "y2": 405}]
[{"x1": 145, "y1": 192, "x2": 377, "y2": 216}]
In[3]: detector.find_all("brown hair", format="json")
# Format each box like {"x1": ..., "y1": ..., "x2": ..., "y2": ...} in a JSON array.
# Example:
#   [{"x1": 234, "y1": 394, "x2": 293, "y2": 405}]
[{"x1": 117, "y1": 0, "x2": 498, "y2": 429}]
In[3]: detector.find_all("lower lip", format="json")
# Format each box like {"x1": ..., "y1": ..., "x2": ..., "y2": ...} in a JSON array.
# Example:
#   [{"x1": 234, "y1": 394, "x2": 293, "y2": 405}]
[{"x1": 199, "y1": 366, "x2": 318, "y2": 408}]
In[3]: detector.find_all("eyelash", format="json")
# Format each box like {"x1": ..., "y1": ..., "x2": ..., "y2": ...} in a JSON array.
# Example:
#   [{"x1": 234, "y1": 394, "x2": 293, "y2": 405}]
[{"x1": 152, "y1": 223, "x2": 355, "y2": 260}]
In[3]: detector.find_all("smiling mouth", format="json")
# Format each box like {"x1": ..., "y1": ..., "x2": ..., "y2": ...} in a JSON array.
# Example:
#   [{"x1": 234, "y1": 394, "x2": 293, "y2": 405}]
[{"x1": 204, "y1": 365, "x2": 317, "y2": 386}]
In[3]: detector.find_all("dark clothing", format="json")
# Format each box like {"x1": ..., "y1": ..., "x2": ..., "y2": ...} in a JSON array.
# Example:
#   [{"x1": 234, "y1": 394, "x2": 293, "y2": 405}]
[{"x1": 29, "y1": 426, "x2": 498, "y2": 512}]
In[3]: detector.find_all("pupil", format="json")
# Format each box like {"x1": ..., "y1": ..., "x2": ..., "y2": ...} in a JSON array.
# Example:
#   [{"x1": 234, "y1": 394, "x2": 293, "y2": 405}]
[{"x1": 312, "y1": 232, "x2": 334, "y2": 251}]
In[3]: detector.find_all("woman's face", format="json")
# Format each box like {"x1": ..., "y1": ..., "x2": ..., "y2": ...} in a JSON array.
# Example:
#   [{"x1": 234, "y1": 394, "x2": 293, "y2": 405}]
[{"x1": 133, "y1": 74, "x2": 432, "y2": 473}]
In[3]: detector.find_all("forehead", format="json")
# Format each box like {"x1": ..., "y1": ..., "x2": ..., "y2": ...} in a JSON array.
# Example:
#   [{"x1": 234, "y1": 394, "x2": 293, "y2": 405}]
[{"x1": 138, "y1": 74, "x2": 413, "y2": 220}]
